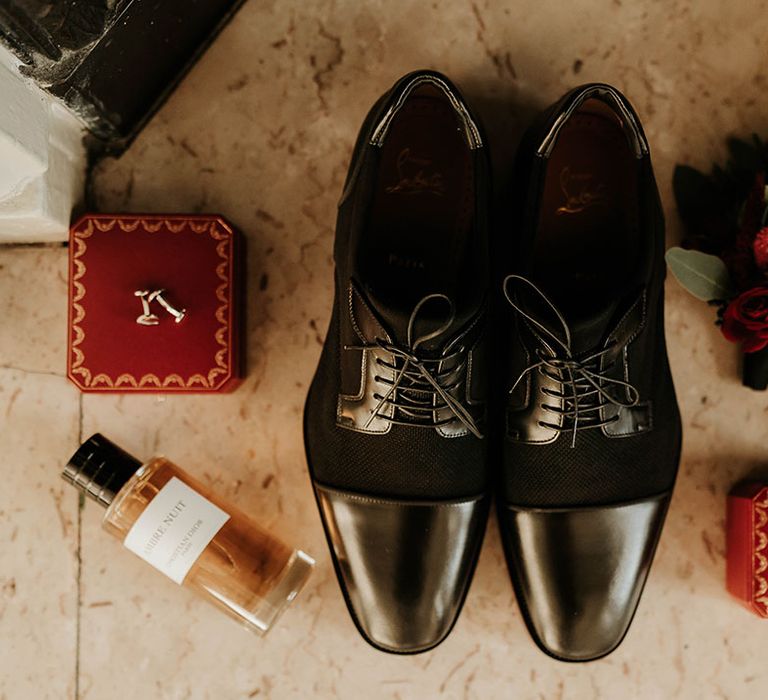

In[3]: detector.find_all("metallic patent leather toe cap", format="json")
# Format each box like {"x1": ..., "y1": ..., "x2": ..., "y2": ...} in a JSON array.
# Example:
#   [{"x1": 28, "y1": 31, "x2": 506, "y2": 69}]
[
  {"x1": 315, "y1": 484, "x2": 488, "y2": 653},
  {"x1": 502, "y1": 493, "x2": 669, "y2": 662}
]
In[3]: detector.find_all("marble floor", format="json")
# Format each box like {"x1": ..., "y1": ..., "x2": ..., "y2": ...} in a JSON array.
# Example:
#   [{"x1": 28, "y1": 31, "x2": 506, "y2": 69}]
[{"x1": 2, "y1": 1, "x2": 768, "y2": 698}]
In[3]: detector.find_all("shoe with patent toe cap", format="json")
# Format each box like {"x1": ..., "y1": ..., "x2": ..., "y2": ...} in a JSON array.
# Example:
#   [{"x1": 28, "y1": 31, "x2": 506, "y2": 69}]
[
  {"x1": 304, "y1": 70, "x2": 491, "y2": 654},
  {"x1": 498, "y1": 83, "x2": 682, "y2": 662}
]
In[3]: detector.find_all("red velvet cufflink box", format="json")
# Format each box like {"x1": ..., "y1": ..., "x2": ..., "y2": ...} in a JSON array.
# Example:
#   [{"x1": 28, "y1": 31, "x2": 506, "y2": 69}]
[
  {"x1": 726, "y1": 481, "x2": 768, "y2": 618},
  {"x1": 67, "y1": 214, "x2": 243, "y2": 393}
]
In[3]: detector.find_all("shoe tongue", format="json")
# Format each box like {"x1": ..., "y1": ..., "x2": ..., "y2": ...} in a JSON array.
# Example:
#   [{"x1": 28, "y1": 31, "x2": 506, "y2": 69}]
[
  {"x1": 360, "y1": 283, "x2": 471, "y2": 353},
  {"x1": 567, "y1": 299, "x2": 621, "y2": 354},
  {"x1": 511, "y1": 280, "x2": 621, "y2": 355}
]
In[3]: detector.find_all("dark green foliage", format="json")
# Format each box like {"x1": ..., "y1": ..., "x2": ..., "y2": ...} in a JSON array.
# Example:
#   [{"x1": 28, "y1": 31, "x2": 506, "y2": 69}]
[{"x1": 673, "y1": 135, "x2": 768, "y2": 256}]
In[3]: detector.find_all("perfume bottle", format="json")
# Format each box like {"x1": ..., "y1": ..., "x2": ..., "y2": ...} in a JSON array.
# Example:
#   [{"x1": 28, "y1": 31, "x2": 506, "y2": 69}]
[{"x1": 63, "y1": 434, "x2": 314, "y2": 635}]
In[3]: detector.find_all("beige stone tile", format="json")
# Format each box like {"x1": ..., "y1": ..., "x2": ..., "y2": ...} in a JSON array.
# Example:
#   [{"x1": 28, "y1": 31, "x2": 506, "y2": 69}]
[
  {"x1": 69, "y1": 0, "x2": 768, "y2": 698},
  {"x1": 0, "y1": 246, "x2": 69, "y2": 375},
  {"x1": 0, "y1": 368, "x2": 80, "y2": 700}
]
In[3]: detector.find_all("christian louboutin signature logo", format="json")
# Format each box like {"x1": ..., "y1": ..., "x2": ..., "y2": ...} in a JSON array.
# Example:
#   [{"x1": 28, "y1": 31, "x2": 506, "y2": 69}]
[
  {"x1": 385, "y1": 148, "x2": 445, "y2": 196},
  {"x1": 556, "y1": 166, "x2": 606, "y2": 215}
]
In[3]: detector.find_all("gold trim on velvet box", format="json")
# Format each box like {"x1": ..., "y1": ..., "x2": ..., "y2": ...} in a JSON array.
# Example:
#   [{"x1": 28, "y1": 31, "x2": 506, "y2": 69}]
[
  {"x1": 753, "y1": 488, "x2": 768, "y2": 616},
  {"x1": 67, "y1": 215, "x2": 235, "y2": 392}
]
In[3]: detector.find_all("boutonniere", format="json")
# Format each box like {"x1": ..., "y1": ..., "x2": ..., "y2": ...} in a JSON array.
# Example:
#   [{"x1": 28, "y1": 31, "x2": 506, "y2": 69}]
[{"x1": 667, "y1": 136, "x2": 768, "y2": 390}]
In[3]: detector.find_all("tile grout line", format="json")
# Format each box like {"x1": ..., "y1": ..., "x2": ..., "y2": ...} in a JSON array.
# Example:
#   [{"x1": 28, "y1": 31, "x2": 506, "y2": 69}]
[
  {"x1": 0, "y1": 241, "x2": 67, "y2": 250},
  {"x1": 74, "y1": 494, "x2": 84, "y2": 699},
  {"x1": 0, "y1": 365, "x2": 66, "y2": 379},
  {"x1": 74, "y1": 392, "x2": 84, "y2": 700}
]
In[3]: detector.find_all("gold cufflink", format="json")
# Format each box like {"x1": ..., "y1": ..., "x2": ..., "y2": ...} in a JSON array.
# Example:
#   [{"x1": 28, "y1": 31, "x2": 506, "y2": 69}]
[
  {"x1": 149, "y1": 289, "x2": 186, "y2": 324},
  {"x1": 134, "y1": 290, "x2": 159, "y2": 326},
  {"x1": 134, "y1": 289, "x2": 186, "y2": 326}
]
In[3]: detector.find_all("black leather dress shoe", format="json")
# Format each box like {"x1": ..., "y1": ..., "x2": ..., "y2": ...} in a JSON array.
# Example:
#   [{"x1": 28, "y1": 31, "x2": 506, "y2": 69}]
[
  {"x1": 498, "y1": 84, "x2": 682, "y2": 662},
  {"x1": 304, "y1": 70, "x2": 491, "y2": 654}
]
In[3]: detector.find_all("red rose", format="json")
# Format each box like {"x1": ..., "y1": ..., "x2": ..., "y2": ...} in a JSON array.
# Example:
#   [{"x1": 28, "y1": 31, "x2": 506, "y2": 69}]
[
  {"x1": 722, "y1": 173, "x2": 766, "y2": 288},
  {"x1": 721, "y1": 286, "x2": 768, "y2": 352},
  {"x1": 755, "y1": 226, "x2": 768, "y2": 270}
]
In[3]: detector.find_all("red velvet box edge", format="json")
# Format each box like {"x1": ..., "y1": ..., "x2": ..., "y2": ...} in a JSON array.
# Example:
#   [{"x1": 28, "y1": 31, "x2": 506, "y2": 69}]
[
  {"x1": 67, "y1": 213, "x2": 244, "y2": 394},
  {"x1": 726, "y1": 482, "x2": 768, "y2": 619}
]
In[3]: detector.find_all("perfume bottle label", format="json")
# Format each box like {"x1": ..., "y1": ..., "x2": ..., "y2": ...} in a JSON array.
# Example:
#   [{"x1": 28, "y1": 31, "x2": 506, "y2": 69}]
[{"x1": 123, "y1": 477, "x2": 230, "y2": 584}]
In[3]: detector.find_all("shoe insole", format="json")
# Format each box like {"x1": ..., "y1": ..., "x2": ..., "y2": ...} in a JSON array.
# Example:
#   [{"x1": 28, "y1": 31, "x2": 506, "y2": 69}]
[
  {"x1": 363, "y1": 85, "x2": 474, "y2": 309},
  {"x1": 532, "y1": 99, "x2": 640, "y2": 314}
]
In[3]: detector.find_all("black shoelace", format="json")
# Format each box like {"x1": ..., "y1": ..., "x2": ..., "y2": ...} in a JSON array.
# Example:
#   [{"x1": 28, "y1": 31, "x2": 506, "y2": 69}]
[
  {"x1": 344, "y1": 294, "x2": 483, "y2": 438},
  {"x1": 504, "y1": 275, "x2": 639, "y2": 447}
]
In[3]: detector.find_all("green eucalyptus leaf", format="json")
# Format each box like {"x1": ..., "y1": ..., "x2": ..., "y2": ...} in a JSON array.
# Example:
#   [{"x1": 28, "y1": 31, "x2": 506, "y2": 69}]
[{"x1": 665, "y1": 247, "x2": 734, "y2": 301}]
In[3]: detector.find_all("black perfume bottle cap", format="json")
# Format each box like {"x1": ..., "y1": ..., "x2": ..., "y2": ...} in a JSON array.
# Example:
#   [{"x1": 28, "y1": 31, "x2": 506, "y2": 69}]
[{"x1": 63, "y1": 434, "x2": 142, "y2": 507}]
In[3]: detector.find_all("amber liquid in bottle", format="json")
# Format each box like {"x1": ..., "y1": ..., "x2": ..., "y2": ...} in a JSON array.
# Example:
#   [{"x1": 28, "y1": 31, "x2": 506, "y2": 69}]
[{"x1": 64, "y1": 436, "x2": 313, "y2": 636}]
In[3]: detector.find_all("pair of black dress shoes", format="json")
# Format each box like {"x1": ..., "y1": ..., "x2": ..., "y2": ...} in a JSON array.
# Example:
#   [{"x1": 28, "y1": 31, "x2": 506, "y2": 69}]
[{"x1": 304, "y1": 70, "x2": 682, "y2": 662}]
